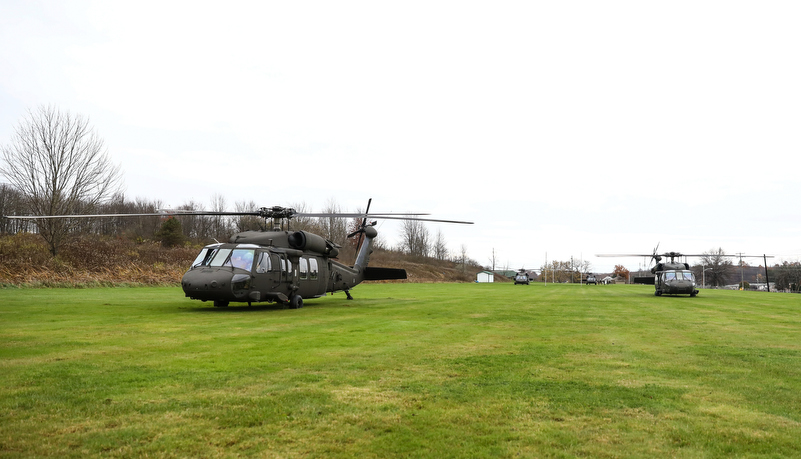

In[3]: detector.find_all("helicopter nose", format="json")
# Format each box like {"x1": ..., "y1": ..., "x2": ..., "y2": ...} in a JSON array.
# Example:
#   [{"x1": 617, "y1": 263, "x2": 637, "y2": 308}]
[{"x1": 181, "y1": 269, "x2": 234, "y2": 300}]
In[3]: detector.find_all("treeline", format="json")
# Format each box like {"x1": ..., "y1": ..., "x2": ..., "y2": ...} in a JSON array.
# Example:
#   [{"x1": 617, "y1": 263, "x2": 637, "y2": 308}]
[
  {"x1": 770, "y1": 262, "x2": 801, "y2": 292},
  {"x1": 1, "y1": 186, "x2": 480, "y2": 268},
  {"x1": 1, "y1": 187, "x2": 363, "y2": 260},
  {"x1": 537, "y1": 259, "x2": 593, "y2": 283}
]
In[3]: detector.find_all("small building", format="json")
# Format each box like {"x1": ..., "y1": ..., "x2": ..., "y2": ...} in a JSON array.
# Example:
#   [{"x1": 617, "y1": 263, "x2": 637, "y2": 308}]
[{"x1": 476, "y1": 271, "x2": 495, "y2": 283}]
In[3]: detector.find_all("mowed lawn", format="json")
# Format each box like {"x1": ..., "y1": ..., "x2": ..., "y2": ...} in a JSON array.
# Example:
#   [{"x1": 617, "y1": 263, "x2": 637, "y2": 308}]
[{"x1": 1, "y1": 283, "x2": 800, "y2": 458}]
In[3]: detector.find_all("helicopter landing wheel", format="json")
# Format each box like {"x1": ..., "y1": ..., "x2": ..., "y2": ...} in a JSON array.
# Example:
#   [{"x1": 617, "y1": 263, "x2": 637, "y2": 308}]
[
  {"x1": 290, "y1": 295, "x2": 303, "y2": 309},
  {"x1": 654, "y1": 290, "x2": 662, "y2": 297},
  {"x1": 214, "y1": 300, "x2": 229, "y2": 307}
]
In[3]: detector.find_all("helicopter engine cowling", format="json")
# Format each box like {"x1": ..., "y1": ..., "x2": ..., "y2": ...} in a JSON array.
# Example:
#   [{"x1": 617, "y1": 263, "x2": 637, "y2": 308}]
[{"x1": 288, "y1": 230, "x2": 339, "y2": 257}]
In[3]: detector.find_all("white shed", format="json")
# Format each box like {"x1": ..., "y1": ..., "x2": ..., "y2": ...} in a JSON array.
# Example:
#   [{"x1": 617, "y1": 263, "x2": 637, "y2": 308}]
[{"x1": 476, "y1": 271, "x2": 495, "y2": 283}]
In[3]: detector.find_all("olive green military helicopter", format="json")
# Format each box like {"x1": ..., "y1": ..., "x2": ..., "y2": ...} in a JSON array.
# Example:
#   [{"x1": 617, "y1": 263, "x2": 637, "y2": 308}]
[
  {"x1": 6, "y1": 199, "x2": 472, "y2": 308},
  {"x1": 597, "y1": 248, "x2": 701, "y2": 296},
  {"x1": 599, "y1": 248, "x2": 774, "y2": 296},
  {"x1": 513, "y1": 269, "x2": 532, "y2": 285}
]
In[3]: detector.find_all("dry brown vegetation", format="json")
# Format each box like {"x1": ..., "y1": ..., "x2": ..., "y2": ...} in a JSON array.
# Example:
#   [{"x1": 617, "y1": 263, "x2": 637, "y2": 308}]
[
  {"x1": 0, "y1": 233, "x2": 197, "y2": 286},
  {"x1": 0, "y1": 233, "x2": 483, "y2": 287},
  {"x1": 367, "y1": 250, "x2": 482, "y2": 283}
]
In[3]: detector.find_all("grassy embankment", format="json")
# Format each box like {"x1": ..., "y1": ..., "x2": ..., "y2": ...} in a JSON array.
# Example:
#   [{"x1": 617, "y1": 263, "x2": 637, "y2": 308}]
[
  {"x1": 0, "y1": 233, "x2": 480, "y2": 286},
  {"x1": 2, "y1": 283, "x2": 800, "y2": 457}
]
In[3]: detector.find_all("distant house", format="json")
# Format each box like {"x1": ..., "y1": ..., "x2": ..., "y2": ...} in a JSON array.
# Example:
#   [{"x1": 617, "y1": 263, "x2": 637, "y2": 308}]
[{"x1": 477, "y1": 271, "x2": 495, "y2": 283}]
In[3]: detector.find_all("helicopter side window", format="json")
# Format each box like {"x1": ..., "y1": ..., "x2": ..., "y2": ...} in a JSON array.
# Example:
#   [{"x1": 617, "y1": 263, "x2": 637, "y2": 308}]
[
  {"x1": 299, "y1": 258, "x2": 309, "y2": 280},
  {"x1": 309, "y1": 258, "x2": 319, "y2": 280},
  {"x1": 256, "y1": 252, "x2": 271, "y2": 273},
  {"x1": 227, "y1": 249, "x2": 255, "y2": 270},
  {"x1": 279, "y1": 257, "x2": 293, "y2": 280}
]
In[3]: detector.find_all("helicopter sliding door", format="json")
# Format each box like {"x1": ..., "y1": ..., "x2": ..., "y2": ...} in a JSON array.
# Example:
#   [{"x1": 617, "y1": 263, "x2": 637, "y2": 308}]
[
  {"x1": 250, "y1": 251, "x2": 295, "y2": 302},
  {"x1": 297, "y1": 256, "x2": 326, "y2": 298}
]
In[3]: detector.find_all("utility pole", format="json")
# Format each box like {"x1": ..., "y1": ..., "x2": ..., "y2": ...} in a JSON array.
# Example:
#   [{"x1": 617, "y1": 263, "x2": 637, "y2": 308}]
[{"x1": 737, "y1": 253, "x2": 745, "y2": 290}]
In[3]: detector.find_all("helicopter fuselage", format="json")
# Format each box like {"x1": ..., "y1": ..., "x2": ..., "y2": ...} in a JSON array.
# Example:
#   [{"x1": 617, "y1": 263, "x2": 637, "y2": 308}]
[
  {"x1": 652, "y1": 262, "x2": 698, "y2": 297},
  {"x1": 180, "y1": 226, "x2": 404, "y2": 308}
]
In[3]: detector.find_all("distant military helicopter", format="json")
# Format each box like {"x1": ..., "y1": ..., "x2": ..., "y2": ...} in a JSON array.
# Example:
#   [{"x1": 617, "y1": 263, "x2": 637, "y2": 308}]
[
  {"x1": 513, "y1": 269, "x2": 532, "y2": 285},
  {"x1": 5, "y1": 199, "x2": 473, "y2": 308},
  {"x1": 597, "y1": 249, "x2": 701, "y2": 296},
  {"x1": 598, "y1": 248, "x2": 773, "y2": 296}
]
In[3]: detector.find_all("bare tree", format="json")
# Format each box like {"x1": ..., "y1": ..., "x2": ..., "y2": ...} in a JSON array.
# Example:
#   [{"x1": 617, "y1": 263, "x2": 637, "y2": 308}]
[
  {"x1": 0, "y1": 106, "x2": 123, "y2": 255},
  {"x1": 433, "y1": 229, "x2": 448, "y2": 261},
  {"x1": 177, "y1": 200, "x2": 207, "y2": 239},
  {"x1": 286, "y1": 201, "x2": 320, "y2": 233},
  {"x1": 318, "y1": 198, "x2": 347, "y2": 245},
  {"x1": 209, "y1": 193, "x2": 232, "y2": 241},
  {"x1": 123, "y1": 197, "x2": 163, "y2": 241},
  {"x1": 458, "y1": 244, "x2": 469, "y2": 273},
  {"x1": 700, "y1": 248, "x2": 734, "y2": 287},
  {"x1": 0, "y1": 183, "x2": 30, "y2": 233},
  {"x1": 400, "y1": 219, "x2": 429, "y2": 257},
  {"x1": 234, "y1": 200, "x2": 262, "y2": 232}
]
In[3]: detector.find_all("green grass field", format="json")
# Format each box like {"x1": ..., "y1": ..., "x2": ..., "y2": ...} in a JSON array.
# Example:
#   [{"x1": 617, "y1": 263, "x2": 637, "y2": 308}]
[{"x1": 2, "y1": 283, "x2": 800, "y2": 458}]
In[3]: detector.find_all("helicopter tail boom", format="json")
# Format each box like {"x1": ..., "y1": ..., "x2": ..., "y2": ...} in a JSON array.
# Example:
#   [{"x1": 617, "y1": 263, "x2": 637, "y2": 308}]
[
  {"x1": 633, "y1": 276, "x2": 656, "y2": 285},
  {"x1": 363, "y1": 267, "x2": 408, "y2": 281}
]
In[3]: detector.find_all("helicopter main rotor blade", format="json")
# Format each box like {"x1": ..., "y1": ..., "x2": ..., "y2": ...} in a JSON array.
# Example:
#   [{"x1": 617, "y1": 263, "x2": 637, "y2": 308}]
[
  {"x1": 3, "y1": 204, "x2": 473, "y2": 224},
  {"x1": 596, "y1": 254, "x2": 654, "y2": 257},
  {"x1": 2, "y1": 211, "x2": 469, "y2": 222},
  {"x1": 358, "y1": 215, "x2": 474, "y2": 224},
  {"x1": 2, "y1": 211, "x2": 263, "y2": 219},
  {"x1": 1, "y1": 210, "x2": 427, "y2": 219},
  {"x1": 295, "y1": 212, "x2": 429, "y2": 218},
  {"x1": 597, "y1": 253, "x2": 769, "y2": 260}
]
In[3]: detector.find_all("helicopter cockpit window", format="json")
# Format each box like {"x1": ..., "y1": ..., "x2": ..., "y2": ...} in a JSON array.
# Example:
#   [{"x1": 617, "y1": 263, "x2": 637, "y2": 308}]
[
  {"x1": 209, "y1": 248, "x2": 233, "y2": 267},
  {"x1": 191, "y1": 245, "x2": 220, "y2": 268},
  {"x1": 664, "y1": 272, "x2": 677, "y2": 281},
  {"x1": 679, "y1": 271, "x2": 695, "y2": 281},
  {"x1": 227, "y1": 249, "x2": 255, "y2": 270}
]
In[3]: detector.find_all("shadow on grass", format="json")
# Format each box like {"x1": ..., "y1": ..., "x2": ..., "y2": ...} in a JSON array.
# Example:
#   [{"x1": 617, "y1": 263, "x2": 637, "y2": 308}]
[{"x1": 175, "y1": 298, "x2": 357, "y2": 313}]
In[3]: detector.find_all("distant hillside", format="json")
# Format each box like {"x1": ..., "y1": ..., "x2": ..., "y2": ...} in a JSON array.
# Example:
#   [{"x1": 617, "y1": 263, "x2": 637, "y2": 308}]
[{"x1": 0, "y1": 233, "x2": 483, "y2": 287}]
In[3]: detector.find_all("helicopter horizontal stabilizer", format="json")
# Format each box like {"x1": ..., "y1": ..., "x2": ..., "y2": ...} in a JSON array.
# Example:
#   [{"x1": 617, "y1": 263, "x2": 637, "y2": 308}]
[
  {"x1": 633, "y1": 276, "x2": 655, "y2": 285},
  {"x1": 363, "y1": 267, "x2": 408, "y2": 281}
]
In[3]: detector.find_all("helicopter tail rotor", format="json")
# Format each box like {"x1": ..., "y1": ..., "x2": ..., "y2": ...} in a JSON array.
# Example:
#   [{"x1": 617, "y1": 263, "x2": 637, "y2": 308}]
[
  {"x1": 347, "y1": 198, "x2": 373, "y2": 252},
  {"x1": 651, "y1": 243, "x2": 662, "y2": 263}
]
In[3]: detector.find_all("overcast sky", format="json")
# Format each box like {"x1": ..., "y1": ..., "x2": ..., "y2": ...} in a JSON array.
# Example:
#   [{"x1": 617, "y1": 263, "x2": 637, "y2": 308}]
[{"x1": 2, "y1": 0, "x2": 800, "y2": 272}]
